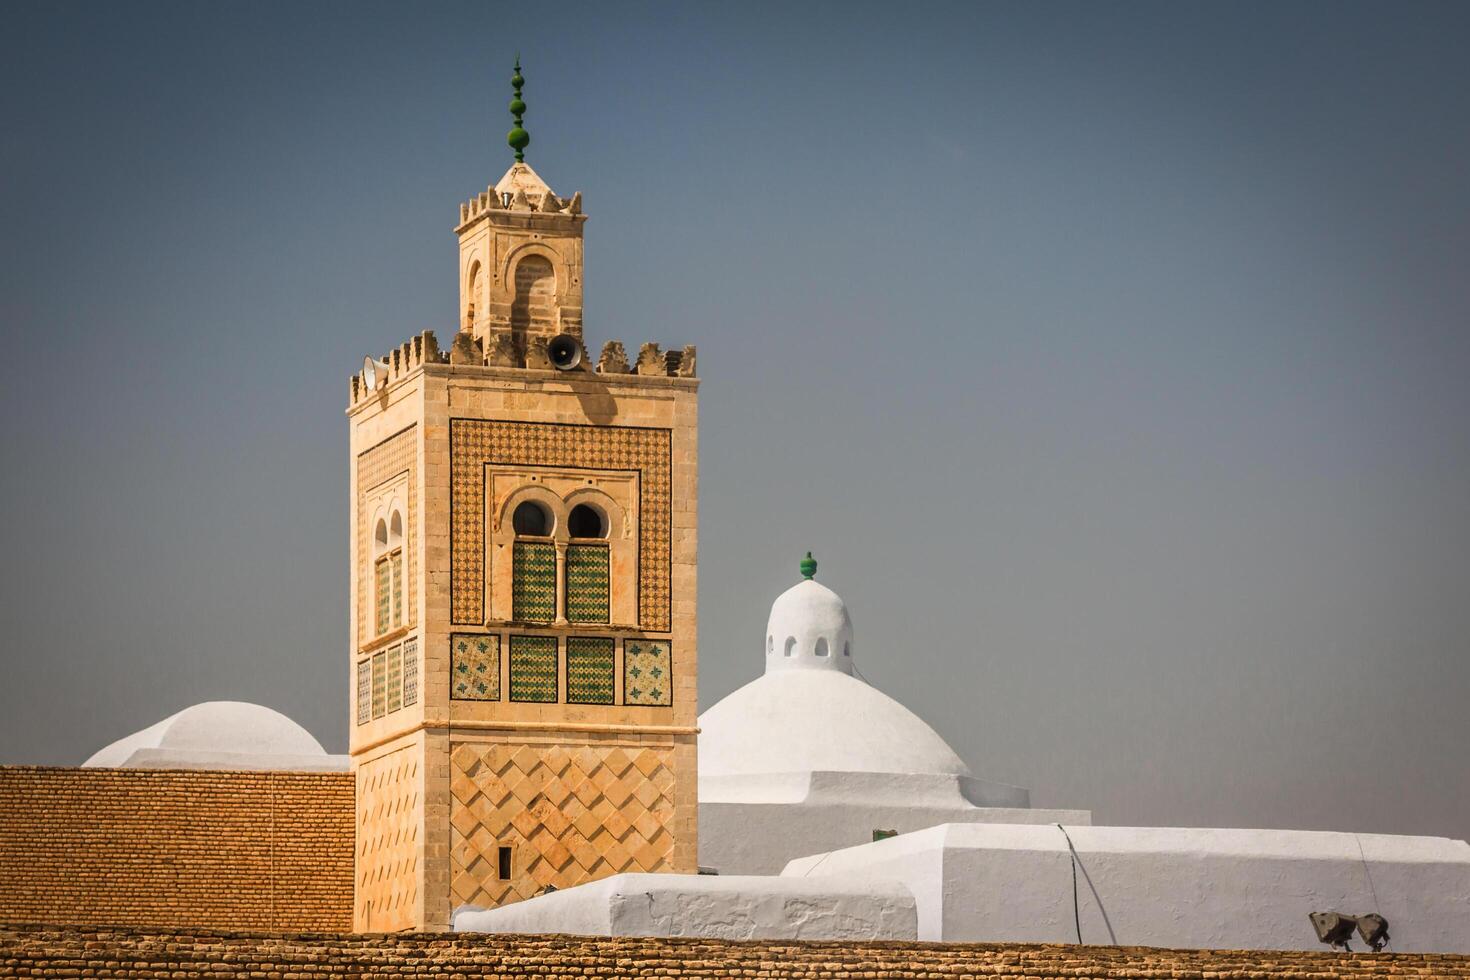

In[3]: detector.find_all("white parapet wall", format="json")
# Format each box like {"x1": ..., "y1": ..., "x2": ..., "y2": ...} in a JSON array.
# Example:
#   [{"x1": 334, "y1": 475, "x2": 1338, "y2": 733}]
[
  {"x1": 700, "y1": 770, "x2": 1090, "y2": 875},
  {"x1": 452, "y1": 872, "x2": 918, "y2": 941},
  {"x1": 781, "y1": 823, "x2": 1470, "y2": 952}
]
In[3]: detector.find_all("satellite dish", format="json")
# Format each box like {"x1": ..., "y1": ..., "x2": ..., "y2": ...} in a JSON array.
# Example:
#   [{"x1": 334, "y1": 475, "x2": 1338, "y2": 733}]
[
  {"x1": 362, "y1": 355, "x2": 382, "y2": 391},
  {"x1": 547, "y1": 334, "x2": 582, "y2": 371}
]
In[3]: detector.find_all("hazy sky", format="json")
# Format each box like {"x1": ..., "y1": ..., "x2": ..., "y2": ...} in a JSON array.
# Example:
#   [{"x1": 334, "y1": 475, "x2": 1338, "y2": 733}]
[{"x1": 2, "y1": 1, "x2": 1467, "y2": 839}]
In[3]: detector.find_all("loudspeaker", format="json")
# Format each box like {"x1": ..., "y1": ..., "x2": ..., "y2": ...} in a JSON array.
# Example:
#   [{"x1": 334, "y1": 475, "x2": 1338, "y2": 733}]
[{"x1": 547, "y1": 333, "x2": 582, "y2": 371}]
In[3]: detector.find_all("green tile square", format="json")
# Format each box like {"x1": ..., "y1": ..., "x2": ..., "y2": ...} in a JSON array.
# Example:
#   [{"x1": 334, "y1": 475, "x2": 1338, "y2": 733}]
[
  {"x1": 566, "y1": 636, "x2": 615, "y2": 704},
  {"x1": 510, "y1": 634, "x2": 558, "y2": 703}
]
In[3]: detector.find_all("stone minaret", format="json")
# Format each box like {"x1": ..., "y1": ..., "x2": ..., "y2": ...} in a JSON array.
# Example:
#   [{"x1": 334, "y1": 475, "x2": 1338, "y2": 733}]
[{"x1": 345, "y1": 61, "x2": 699, "y2": 931}]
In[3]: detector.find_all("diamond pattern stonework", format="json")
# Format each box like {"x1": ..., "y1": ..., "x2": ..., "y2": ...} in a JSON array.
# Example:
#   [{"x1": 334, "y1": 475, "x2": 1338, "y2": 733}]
[
  {"x1": 451, "y1": 634, "x2": 500, "y2": 701},
  {"x1": 449, "y1": 740, "x2": 677, "y2": 909},
  {"x1": 624, "y1": 640, "x2": 672, "y2": 706},
  {"x1": 450, "y1": 420, "x2": 672, "y2": 629}
]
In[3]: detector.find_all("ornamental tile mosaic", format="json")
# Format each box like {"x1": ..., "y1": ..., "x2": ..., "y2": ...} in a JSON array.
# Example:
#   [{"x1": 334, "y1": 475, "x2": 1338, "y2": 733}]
[
  {"x1": 356, "y1": 659, "x2": 372, "y2": 726},
  {"x1": 358, "y1": 426, "x2": 415, "y2": 646},
  {"x1": 386, "y1": 644, "x2": 403, "y2": 714},
  {"x1": 512, "y1": 541, "x2": 556, "y2": 623},
  {"x1": 510, "y1": 634, "x2": 558, "y2": 703},
  {"x1": 371, "y1": 650, "x2": 387, "y2": 720},
  {"x1": 450, "y1": 419, "x2": 672, "y2": 629},
  {"x1": 451, "y1": 633, "x2": 500, "y2": 701},
  {"x1": 565, "y1": 543, "x2": 610, "y2": 624},
  {"x1": 624, "y1": 640, "x2": 672, "y2": 706},
  {"x1": 402, "y1": 637, "x2": 418, "y2": 707},
  {"x1": 566, "y1": 636, "x2": 615, "y2": 704}
]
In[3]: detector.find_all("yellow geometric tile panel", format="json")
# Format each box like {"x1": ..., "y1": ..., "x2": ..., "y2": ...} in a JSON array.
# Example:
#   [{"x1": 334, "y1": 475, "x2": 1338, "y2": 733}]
[
  {"x1": 374, "y1": 558, "x2": 391, "y2": 636},
  {"x1": 371, "y1": 651, "x2": 387, "y2": 720},
  {"x1": 449, "y1": 740, "x2": 677, "y2": 910},
  {"x1": 450, "y1": 420, "x2": 671, "y2": 630}
]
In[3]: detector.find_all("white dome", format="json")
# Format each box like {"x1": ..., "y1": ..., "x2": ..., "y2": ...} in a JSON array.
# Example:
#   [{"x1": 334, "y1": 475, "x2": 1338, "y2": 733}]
[
  {"x1": 83, "y1": 701, "x2": 335, "y2": 770},
  {"x1": 701, "y1": 561, "x2": 972, "y2": 780},
  {"x1": 700, "y1": 670, "x2": 973, "y2": 779}
]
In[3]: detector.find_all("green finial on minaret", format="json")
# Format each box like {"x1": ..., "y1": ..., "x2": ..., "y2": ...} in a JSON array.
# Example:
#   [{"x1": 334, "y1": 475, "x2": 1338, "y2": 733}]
[
  {"x1": 800, "y1": 552, "x2": 818, "y2": 580},
  {"x1": 507, "y1": 56, "x2": 529, "y2": 162}
]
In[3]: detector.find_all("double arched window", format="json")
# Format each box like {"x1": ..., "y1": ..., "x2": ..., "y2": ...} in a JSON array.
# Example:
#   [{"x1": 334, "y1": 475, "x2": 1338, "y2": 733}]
[
  {"x1": 373, "y1": 506, "x2": 405, "y2": 636},
  {"x1": 509, "y1": 497, "x2": 611, "y2": 624}
]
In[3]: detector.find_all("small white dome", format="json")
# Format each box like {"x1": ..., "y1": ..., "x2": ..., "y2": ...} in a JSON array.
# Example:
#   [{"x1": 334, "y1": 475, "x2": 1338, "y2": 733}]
[
  {"x1": 83, "y1": 701, "x2": 332, "y2": 769},
  {"x1": 702, "y1": 558, "x2": 972, "y2": 781},
  {"x1": 765, "y1": 576, "x2": 855, "y2": 674}
]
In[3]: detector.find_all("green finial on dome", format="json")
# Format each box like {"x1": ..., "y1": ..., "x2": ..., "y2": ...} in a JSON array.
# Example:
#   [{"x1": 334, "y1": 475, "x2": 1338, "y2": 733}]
[
  {"x1": 507, "y1": 56, "x2": 529, "y2": 162},
  {"x1": 800, "y1": 552, "x2": 818, "y2": 580}
]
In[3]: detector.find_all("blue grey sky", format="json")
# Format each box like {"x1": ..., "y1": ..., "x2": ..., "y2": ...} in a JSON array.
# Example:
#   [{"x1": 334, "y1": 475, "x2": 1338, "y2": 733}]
[{"x1": 2, "y1": 1, "x2": 1467, "y2": 838}]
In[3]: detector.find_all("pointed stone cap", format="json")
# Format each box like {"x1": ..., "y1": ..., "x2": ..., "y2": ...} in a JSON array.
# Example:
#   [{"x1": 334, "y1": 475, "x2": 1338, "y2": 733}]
[{"x1": 496, "y1": 161, "x2": 554, "y2": 200}]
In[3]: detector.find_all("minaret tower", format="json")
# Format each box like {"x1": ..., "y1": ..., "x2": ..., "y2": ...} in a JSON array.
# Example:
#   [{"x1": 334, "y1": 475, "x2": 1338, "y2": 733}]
[{"x1": 345, "y1": 62, "x2": 699, "y2": 931}]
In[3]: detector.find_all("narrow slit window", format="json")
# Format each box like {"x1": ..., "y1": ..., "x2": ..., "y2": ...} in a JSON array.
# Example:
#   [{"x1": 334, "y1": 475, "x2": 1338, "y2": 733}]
[{"x1": 497, "y1": 846, "x2": 512, "y2": 880}]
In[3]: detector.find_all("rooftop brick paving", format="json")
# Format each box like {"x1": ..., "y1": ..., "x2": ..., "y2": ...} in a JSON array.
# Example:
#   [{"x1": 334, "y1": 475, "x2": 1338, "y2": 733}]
[{"x1": 2, "y1": 926, "x2": 1468, "y2": 979}]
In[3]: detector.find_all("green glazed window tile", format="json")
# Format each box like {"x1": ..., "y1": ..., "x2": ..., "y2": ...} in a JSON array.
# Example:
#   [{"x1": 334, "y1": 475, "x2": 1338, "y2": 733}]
[
  {"x1": 355, "y1": 659, "x2": 371, "y2": 726},
  {"x1": 386, "y1": 644, "x2": 403, "y2": 713},
  {"x1": 371, "y1": 650, "x2": 387, "y2": 720},
  {"x1": 566, "y1": 636, "x2": 615, "y2": 704},
  {"x1": 402, "y1": 637, "x2": 419, "y2": 707},
  {"x1": 510, "y1": 634, "x2": 558, "y2": 703},
  {"x1": 512, "y1": 541, "x2": 556, "y2": 623},
  {"x1": 565, "y1": 544, "x2": 610, "y2": 624},
  {"x1": 374, "y1": 558, "x2": 391, "y2": 635}
]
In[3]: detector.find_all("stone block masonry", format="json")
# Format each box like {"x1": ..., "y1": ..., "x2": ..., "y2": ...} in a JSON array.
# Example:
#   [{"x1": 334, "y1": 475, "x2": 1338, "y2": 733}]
[
  {"x1": 0, "y1": 768, "x2": 353, "y2": 932},
  {"x1": 2, "y1": 926, "x2": 1470, "y2": 978}
]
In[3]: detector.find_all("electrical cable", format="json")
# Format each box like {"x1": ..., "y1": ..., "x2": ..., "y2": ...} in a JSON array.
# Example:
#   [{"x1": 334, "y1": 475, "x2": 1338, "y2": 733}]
[
  {"x1": 1057, "y1": 823, "x2": 1083, "y2": 944},
  {"x1": 1355, "y1": 833, "x2": 1392, "y2": 952}
]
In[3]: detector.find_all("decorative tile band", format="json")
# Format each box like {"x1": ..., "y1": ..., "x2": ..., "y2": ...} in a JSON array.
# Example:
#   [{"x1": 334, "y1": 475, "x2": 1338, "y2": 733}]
[
  {"x1": 565, "y1": 543, "x2": 610, "y2": 624},
  {"x1": 624, "y1": 640, "x2": 672, "y2": 706},
  {"x1": 450, "y1": 419, "x2": 672, "y2": 629},
  {"x1": 451, "y1": 633, "x2": 500, "y2": 701},
  {"x1": 512, "y1": 541, "x2": 556, "y2": 623},
  {"x1": 566, "y1": 636, "x2": 615, "y2": 704},
  {"x1": 509, "y1": 634, "x2": 558, "y2": 703},
  {"x1": 402, "y1": 637, "x2": 418, "y2": 707}
]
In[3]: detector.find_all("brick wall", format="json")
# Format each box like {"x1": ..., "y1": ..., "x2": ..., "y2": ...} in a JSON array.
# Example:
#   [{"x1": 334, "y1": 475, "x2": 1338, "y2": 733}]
[
  {"x1": 0, "y1": 767, "x2": 353, "y2": 932},
  {"x1": 1, "y1": 927, "x2": 1468, "y2": 978}
]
